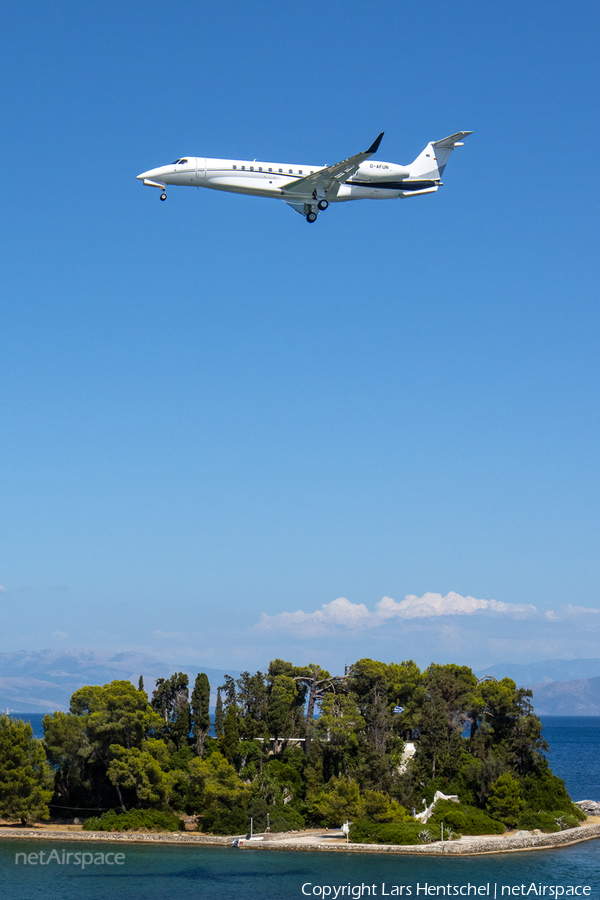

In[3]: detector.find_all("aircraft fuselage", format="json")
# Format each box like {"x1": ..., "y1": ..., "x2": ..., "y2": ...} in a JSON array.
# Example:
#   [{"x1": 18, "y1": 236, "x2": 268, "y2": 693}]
[
  {"x1": 136, "y1": 133, "x2": 471, "y2": 222},
  {"x1": 138, "y1": 156, "x2": 437, "y2": 201}
]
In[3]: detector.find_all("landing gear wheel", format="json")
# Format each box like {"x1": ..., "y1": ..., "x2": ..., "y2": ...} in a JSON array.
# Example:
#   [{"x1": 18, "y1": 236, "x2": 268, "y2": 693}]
[
  {"x1": 306, "y1": 212, "x2": 318, "y2": 223},
  {"x1": 317, "y1": 200, "x2": 328, "y2": 211},
  {"x1": 160, "y1": 192, "x2": 167, "y2": 201}
]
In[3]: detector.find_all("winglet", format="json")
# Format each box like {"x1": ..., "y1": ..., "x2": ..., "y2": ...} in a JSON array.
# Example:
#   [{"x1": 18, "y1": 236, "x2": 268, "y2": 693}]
[{"x1": 366, "y1": 132, "x2": 384, "y2": 155}]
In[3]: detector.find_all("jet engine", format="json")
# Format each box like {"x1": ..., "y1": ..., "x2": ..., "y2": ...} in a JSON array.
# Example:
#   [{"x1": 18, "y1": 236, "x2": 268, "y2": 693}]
[{"x1": 355, "y1": 161, "x2": 410, "y2": 181}]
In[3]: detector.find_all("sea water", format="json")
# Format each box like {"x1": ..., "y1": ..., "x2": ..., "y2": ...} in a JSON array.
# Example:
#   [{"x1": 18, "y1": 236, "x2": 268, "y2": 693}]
[
  {"x1": 540, "y1": 718, "x2": 600, "y2": 801},
  {"x1": 2, "y1": 716, "x2": 598, "y2": 900},
  {"x1": 1, "y1": 838, "x2": 598, "y2": 900}
]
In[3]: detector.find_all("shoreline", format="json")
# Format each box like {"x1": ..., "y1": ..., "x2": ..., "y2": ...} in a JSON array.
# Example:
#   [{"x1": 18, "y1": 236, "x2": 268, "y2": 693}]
[{"x1": 1, "y1": 822, "x2": 599, "y2": 856}]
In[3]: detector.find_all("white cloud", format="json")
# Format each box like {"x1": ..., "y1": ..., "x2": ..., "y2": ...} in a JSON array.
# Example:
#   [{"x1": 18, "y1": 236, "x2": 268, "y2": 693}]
[
  {"x1": 0, "y1": 585, "x2": 6, "y2": 593},
  {"x1": 52, "y1": 631, "x2": 68, "y2": 638},
  {"x1": 375, "y1": 591, "x2": 536, "y2": 619},
  {"x1": 257, "y1": 591, "x2": 536, "y2": 635},
  {"x1": 546, "y1": 604, "x2": 600, "y2": 622},
  {"x1": 258, "y1": 597, "x2": 371, "y2": 636},
  {"x1": 565, "y1": 604, "x2": 600, "y2": 615}
]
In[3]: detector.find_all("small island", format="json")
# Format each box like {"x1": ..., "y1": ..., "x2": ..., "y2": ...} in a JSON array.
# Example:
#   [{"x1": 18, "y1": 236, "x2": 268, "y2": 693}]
[{"x1": 0, "y1": 659, "x2": 590, "y2": 849}]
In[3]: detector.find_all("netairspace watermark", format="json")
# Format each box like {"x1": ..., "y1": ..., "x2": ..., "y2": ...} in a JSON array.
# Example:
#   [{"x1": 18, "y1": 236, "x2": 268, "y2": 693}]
[
  {"x1": 15, "y1": 849, "x2": 125, "y2": 870},
  {"x1": 301, "y1": 885, "x2": 594, "y2": 899}
]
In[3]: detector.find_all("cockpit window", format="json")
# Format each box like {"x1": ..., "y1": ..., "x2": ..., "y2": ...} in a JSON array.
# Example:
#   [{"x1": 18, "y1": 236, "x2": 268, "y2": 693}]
[
  {"x1": 178, "y1": 158, "x2": 188, "y2": 164},
  {"x1": 172, "y1": 159, "x2": 181, "y2": 164}
]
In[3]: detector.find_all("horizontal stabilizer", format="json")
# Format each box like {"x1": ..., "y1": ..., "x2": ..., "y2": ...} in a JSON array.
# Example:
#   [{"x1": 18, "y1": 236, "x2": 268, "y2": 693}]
[{"x1": 432, "y1": 131, "x2": 473, "y2": 150}]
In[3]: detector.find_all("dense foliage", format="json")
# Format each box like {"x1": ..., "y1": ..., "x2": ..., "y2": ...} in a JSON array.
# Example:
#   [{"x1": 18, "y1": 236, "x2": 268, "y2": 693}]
[
  {"x1": 0, "y1": 715, "x2": 53, "y2": 824},
  {"x1": 429, "y1": 800, "x2": 505, "y2": 835},
  {"x1": 83, "y1": 808, "x2": 183, "y2": 832},
  {"x1": 349, "y1": 821, "x2": 441, "y2": 845},
  {"x1": 0, "y1": 658, "x2": 583, "y2": 838}
]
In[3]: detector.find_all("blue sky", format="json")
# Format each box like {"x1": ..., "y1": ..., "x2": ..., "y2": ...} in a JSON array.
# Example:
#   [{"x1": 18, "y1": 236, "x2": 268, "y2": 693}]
[{"x1": 1, "y1": 0, "x2": 599, "y2": 676}]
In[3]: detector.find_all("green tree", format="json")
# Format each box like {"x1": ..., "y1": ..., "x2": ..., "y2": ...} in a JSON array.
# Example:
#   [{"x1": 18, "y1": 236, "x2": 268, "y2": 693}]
[
  {"x1": 66, "y1": 680, "x2": 163, "y2": 811},
  {"x1": 151, "y1": 673, "x2": 190, "y2": 749},
  {"x1": 42, "y1": 711, "x2": 87, "y2": 806},
  {"x1": 308, "y1": 776, "x2": 364, "y2": 827},
  {"x1": 486, "y1": 773, "x2": 525, "y2": 826},
  {"x1": 413, "y1": 664, "x2": 480, "y2": 786},
  {"x1": 267, "y1": 661, "x2": 307, "y2": 741},
  {"x1": 220, "y1": 675, "x2": 238, "y2": 708},
  {"x1": 0, "y1": 716, "x2": 53, "y2": 825},
  {"x1": 222, "y1": 706, "x2": 240, "y2": 765},
  {"x1": 214, "y1": 689, "x2": 224, "y2": 739},
  {"x1": 191, "y1": 673, "x2": 211, "y2": 754},
  {"x1": 238, "y1": 740, "x2": 263, "y2": 779},
  {"x1": 315, "y1": 692, "x2": 365, "y2": 776},
  {"x1": 266, "y1": 675, "x2": 300, "y2": 751},
  {"x1": 187, "y1": 751, "x2": 251, "y2": 832},
  {"x1": 361, "y1": 789, "x2": 410, "y2": 823},
  {"x1": 71, "y1": 680, "x2": 162, "y2": 753},
  {"x1": 510, "y1": 689, "x2": 548, "y2": 775},
  {"x1": 236, "y1": 671, "x2": 267, "y2": 740},
  {"x1": 107, "y1": 745, "x2": 174, "y2": 809},
  {"x1": 348, "y1": 659, "x2": 396, "y2": 757},
  {"x1": 292, "y1": 664, "x2": 348, "y2": 754},
  {"x1": 461, "y1": 756, "x2": 508, "y2": 806}
]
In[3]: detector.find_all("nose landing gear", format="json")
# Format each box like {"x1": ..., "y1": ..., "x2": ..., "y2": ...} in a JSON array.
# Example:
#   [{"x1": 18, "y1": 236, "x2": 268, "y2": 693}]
[{"x1": 160, "y1": 192, "x2": 167, "y2": 201}]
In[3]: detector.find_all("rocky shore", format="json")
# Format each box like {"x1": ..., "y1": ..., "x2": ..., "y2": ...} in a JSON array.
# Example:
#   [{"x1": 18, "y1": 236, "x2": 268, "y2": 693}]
[{"x1": 1, "y1": 819, "x2": 600, "y2": 855}]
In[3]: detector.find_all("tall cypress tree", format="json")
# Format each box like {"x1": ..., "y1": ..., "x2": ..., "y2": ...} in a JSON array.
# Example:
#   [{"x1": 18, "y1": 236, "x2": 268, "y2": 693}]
[
  {"x1": 171, "y1": 673, "x2": 191, "y2": 750},
  {"x1": 191, "y1": 672, "x2": 211, "y2": 754},
  {"x1": 151, "y1": 673, "x2": 190, "y2": 748},
  {"x1": 222, "y1": 705, "x2": 240, "y2": 765},
  {"x1": 214, "y1": 688, "x2": 224, "y2": 739}
]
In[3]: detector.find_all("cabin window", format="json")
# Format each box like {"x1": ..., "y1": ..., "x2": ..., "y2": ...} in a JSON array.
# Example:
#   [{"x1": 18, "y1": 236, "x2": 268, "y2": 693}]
[
  {"x1": 258, "y1": 166, "x2": 262, "y2": 172},
  {"x1": 241, "y1": 165, "x2": 245, "y2": 170},
  {"x1": 289, "y1": 169, "x2": 293, "y2": 174},
  {"x1": 299, "y1": 170, "x2": 303, "y2": 175},
  {"x1": 250, "y1": 166, "x2": 254, "y2": 171},
  {"x1": 310, "y1": 171, "x2": 314, "y2": 174},
  {"x1": 278, "y1": 168, "x2": 282, "y2": 173},
  {"x1": 232, "y1": 165, "x2": 237, "y2": 169},
  {"x1": 268, "y1": 167, "x2": 272, "y2": 172}
]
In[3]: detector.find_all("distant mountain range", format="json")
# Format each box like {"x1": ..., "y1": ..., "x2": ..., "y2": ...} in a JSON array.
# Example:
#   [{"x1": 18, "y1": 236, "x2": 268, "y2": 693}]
[
  {"x1": 527, "y1": 677, "x2": 600, "y2": 716},
  {"x1": 475, "y1": 659, "x2": 600, "y2": 716},
  {"x1": 476, "y1": 658, "x2": 600, "y2": 685},
  {"x1": 0, "y1": 649, "x2": 240, "y2": 713}
]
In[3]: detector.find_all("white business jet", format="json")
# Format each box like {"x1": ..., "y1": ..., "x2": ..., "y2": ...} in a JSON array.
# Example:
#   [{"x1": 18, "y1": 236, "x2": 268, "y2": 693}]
[{"x1": 137, "y1": 131, "x2": 472, "y2": 223}]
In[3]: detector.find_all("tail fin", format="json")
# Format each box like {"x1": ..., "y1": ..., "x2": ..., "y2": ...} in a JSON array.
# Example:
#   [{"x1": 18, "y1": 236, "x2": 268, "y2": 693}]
[{"x1": 408, "y1": 131, "x2": 473, "y2": 180}]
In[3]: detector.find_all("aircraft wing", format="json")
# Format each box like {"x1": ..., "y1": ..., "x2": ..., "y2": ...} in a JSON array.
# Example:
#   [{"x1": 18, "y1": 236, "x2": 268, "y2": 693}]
[{"x1": 282, "y1": 132, "x2": 384, "y2": 199}]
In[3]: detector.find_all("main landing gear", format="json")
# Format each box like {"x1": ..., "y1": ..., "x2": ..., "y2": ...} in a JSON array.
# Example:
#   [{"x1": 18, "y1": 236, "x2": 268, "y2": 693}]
[
  {"x1": 160, "y1": 192, "x2": 167, "y2": 201},
  {"x1": 304, "y1": 197, "x2": 329, "y2": 221}
]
